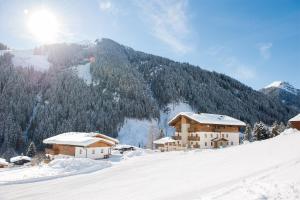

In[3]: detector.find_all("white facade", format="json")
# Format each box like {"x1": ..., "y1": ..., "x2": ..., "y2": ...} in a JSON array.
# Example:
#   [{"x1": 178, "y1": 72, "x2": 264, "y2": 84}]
[
  {"x1": 174, "y1": 131, "x2": 240, "y2": 149},
  {"x1": 197, "y1": 132, "x2": 239, "y2": 149},
  {"x1": 75, "y1": 147, "x2": 112, "y2": 159}
]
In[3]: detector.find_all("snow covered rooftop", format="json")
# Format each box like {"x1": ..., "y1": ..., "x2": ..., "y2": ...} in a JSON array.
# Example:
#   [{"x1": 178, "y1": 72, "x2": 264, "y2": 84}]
[
  {"x1": 289, "y1": 114, "x2": 300, "y2": 122},
  {"x1": 0, "y1": 158, "x2": 9, "y2": 166},
  {"x1": 154, "y1": 137, "x2": 176, "y2": 145},
  {"x1": 169, "y1": 112, "x2": 246, "y2": 126},
  {"x1": 10, "y1": 156, "x2": 31, "y2": 163},
  {"x1": 43, "y1": 132, "x2": 118, "y2": 147}
]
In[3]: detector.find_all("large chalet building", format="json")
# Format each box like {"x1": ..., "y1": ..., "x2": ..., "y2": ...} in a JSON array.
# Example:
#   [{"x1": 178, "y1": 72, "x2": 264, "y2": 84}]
[
  {"x1": 167, "y1": 112, "x2": 246, "y2": 150},
  {"x1": 43, "y1": 132, "x2": 119, "y2": 159}
]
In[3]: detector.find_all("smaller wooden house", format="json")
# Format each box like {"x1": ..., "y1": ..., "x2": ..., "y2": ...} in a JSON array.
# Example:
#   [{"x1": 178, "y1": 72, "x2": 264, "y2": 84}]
[
  {"x1": 0, "y1": 158, "x2": 9, "y2": 168},
  {"x1": 153, "y1": 137, "x2": 176, "y2": 152},
  {"x1": 289, "y1": 114, "x2": 300, "y2": 130},
  {"x1": 43, "y1": 132, "x2": 119, "y2": 159}
]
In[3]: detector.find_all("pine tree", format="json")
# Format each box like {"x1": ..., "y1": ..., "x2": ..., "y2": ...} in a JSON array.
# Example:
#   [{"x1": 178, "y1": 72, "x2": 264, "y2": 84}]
[
  {"x1": 147, "y1": 125, "x2": 154, "y2": 150},
  {"x1": 244, "y1": 124, "x2": 252, "y2": 142},
  {"x1": 271, "y1": 121, "x2": 280, "y2": 137},
  {"x1": 253, "y1": 121, "x2": 270, "y2": 141},
  {"x1": 278, "y1": 122, "x2": 286, "y2": 133},
  {"x1": 158, "y1": 129, "x2": 165, "y2": 139},
  {"x1": 26, "y1": 141, "x2": 37, "y2": 158}
]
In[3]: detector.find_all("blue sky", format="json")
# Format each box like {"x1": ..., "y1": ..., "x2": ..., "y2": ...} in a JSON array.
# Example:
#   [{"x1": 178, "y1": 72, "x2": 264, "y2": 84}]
[{"x1": 0, "y1": 0, "x2": 299, "y2": 89}]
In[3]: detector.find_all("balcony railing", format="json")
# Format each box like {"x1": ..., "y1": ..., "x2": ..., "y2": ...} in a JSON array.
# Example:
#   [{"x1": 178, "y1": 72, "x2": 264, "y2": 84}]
[
  {"x1": 172, "y1": 135, "x2": 182, "y2": 140},
  {"x1": 188, "y1": 136, "x2": 200, "y2": 141},
  {"x1": 193, "y1": 144, "x2": 200, "y2": 148}
]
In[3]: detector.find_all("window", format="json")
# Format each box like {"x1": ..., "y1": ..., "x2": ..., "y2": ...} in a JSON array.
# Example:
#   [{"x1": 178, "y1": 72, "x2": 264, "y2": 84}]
[
  {"x1": 210, "y1": 134, "x2": 213, "y2": 138},
  {"x1": 191, "y1": 142, "x2": 193, "y2": 145},
  {"x1": 231, "y1": 141, "x2": 234, "y2": 145},
  {"x1": 205, "y1": 142, "x2": 207, "y2": 146},
  {"x1": 211, "y1": 142, "x2": 213, "y2": 146},
  {"x1": 226, "y1": 134, "x2": 228, "y2": 138},
  {"x1": 222, "y1": 134, "x2": 224, "y2": 138},
  {"x1": 79, "y1": 149, "x2": 82, "y2": 154},
  {"x1": 101, "y1": 149, "x2": 104, "y2": 153},
  {"x1": 92, "y1": 149, "x2": 95, "y2": 154},
  {"x1": 205, "y1": 134, "x2": 207, "y2": 138}
]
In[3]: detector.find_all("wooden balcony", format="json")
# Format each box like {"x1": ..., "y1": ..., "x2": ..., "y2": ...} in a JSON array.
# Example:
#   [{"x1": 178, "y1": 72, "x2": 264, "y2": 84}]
[
  {"x1": 188, "y1": 136, "x2": 200, "y2": 141},
  {"x1": 172, "y1": 135, "x2": 182, "y2": 140},
  {"x1": 193, "y1": 144, "x2": 200, "y2": 148}
]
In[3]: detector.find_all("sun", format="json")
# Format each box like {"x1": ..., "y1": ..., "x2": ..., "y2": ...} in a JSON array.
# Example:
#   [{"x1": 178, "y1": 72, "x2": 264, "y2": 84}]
[{"x1": 27, "y1": 9, "x2": 60, "y2": 44}]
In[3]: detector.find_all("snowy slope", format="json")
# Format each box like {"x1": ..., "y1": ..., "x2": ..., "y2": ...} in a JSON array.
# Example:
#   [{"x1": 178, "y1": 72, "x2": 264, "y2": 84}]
[
  {"x1": 0, "y1": 49, "x2": 50, "y2": 71},
  {"x1": 2, "y1": 129, "x2": 300, "y2": 200},
  {"x1": 117, "y1": 118, "x2": 157, "y2": 147},
  {"x1": 71, "y1": 63, "x2": 92, "y2": 84},
  {"x1": 118, "y1": 102, "x2": 194, "y2": 147}
]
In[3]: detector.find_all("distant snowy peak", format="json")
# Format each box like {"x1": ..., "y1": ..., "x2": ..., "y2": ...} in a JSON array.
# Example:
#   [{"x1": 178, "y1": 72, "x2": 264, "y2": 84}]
[{"x1": 264, "y1": 81, "x2": 299, "y2": 95}]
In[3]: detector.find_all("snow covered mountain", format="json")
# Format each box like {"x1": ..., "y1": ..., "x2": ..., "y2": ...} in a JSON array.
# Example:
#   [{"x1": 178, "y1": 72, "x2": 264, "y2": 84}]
[
  {"x1": 264, "y1": 81, "x2": 300, "y2": 95},
  {"x1": 261, "y1": 81, "x2": 300, "y2": 111}
]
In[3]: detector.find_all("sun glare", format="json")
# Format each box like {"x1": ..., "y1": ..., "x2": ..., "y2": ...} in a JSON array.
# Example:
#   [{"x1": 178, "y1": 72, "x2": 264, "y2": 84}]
[{"x1": 27, "y1": 9, "x2": 60, "y2": 44}]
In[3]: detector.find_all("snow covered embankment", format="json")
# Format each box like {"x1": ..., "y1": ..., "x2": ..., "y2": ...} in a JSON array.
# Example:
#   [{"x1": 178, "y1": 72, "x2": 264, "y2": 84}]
[{"x1": 0, "y1": 158, "x2": 111, "y2": 185}]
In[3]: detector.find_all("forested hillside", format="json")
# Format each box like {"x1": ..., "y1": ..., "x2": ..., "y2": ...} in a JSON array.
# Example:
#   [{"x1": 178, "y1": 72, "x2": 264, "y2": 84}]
[{"x1": 0, "y1": 39, "x2": 297, "y2": 158}]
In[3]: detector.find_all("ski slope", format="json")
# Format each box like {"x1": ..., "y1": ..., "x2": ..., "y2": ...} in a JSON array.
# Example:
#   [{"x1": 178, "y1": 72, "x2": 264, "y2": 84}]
[
  {"x1": 0, "y1": 49, "x2": 50, "y2": 71},
  {"x1": 1, "y1": 129, "x2": 300, "y2": 200}
]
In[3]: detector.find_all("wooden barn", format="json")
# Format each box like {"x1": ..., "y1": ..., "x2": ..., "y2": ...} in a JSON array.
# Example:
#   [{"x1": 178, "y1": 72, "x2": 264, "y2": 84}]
[
  {"x1": 289, "y1": 114, "x2": 300, "y2": 130},
  {"x1": 43, "y1": 132, "x2": 119, "y2": 159}
]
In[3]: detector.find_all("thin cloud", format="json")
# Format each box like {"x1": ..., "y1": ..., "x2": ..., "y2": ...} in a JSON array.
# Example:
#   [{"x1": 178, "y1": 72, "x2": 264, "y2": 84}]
[
  {"x1": 207, "y1": 46, "x2": 256, "y2": 80},
  {"x1": 99, "y1": 1, "x2": 112, "y2": 11},
  {"x1": 223, "y1": 56, "x2": 256, "y2": 80},
  {"x1": 98, "y1": 0, "x2": 120, "y2": 15},
  {"x1": 258, "y1": 42, "x2": 272, "y2": 60},
  {"x1": 136, "y1": 0, "x2": 192, "y2": 54}
]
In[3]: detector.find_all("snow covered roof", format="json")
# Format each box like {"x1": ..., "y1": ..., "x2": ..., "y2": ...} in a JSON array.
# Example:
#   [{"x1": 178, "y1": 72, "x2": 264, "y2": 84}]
[
  {"x1": 154, "y1": 137, "x2": 176, "y2": 145},
  {"x1": 289, "y1": 114, "x2": 300, "y2": 122},
  {"x1": 94, "y1": 133, "x2": 119, "y2": 144},
  {"x1": 169, "y1": 112, "x2": 246, "y2": 126},
  {"x1": 10, "y1": 156, "x2": 31, "y2": 163},
  {"x1": 114, "y1": 144, "x2": 135, "y2": 150},
  {"x1": 0, "y1": 158, "x2": 8, "y2": 165},
  {"x1": 43, "y1": 132, "x2": 118, "y2": 147}
]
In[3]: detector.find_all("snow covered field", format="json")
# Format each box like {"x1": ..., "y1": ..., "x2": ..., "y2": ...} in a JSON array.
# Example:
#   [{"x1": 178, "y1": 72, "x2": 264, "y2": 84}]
[{"x1": 1, "y1": 129, "x2": 300, "y2": 200}]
